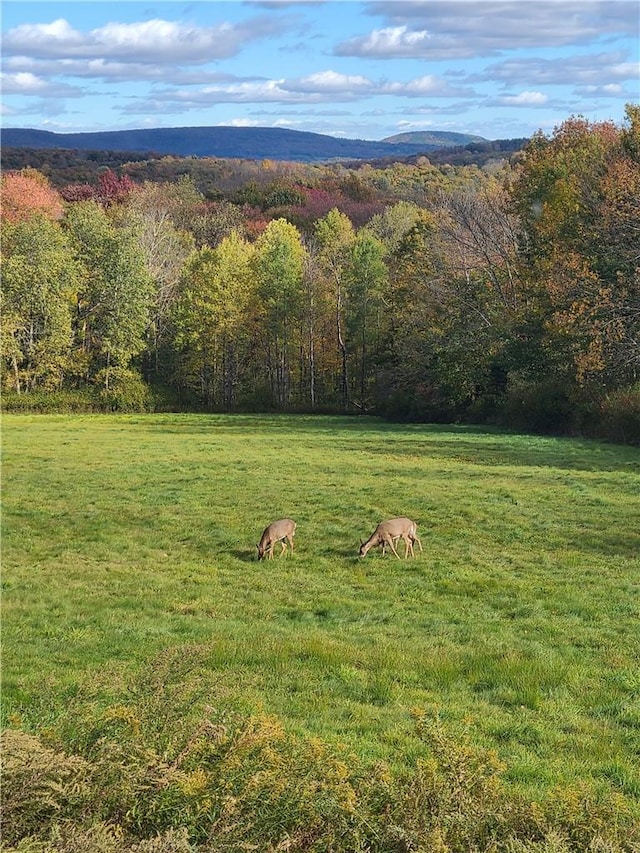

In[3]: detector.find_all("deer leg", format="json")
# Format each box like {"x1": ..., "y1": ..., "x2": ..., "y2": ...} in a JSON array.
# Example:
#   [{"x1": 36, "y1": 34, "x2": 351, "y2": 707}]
[
  {"x1": 279, "y1": 540, "x2": 287, "y2": 556},
  {"x1": 387, "y1": 538, "x2": 401, "y2": 559},
  {"x1": 405, "y1": 537, "x2": 414, "y2": 558},
  {"x1": 413, "y1": 535, "x2": 423, "y2": 553},
  {"x1": 287, "y1": 534, "x2": 294, "y2": 553}
]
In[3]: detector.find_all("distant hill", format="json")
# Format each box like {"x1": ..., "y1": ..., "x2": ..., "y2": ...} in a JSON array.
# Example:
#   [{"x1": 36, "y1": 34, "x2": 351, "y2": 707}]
[
  {"x1": 381, "y1": 130, "x2": 486, "y2": 146},
  {"x1": 1, "y1": 125, "x2": 488, "y2": 163}
]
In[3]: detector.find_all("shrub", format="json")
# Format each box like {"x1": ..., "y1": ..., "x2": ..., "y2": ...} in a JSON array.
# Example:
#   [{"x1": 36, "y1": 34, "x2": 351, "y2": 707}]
[
  {"x1": 500, "y1": 377, "x2": 574, "y2": 435},
  {"x1": 0, "y1": 389, "x2": 102, "y2": 413},
  {"x1": 598, "y1": 384, "x2": 640, "y2": 445},
  {"x1": 58, "y1": 705, "x2": 375, "y2": 851},
  {"x1": 0, "y1": 730, "x2": 91, "y2": 846},
  {"x1": 377, "y1": 385, "x2": 466, "y2": 424},
  {"x1": 93, "y1": 368, "x2": 153, "y2": 413},
  {"x1": 380, "y1": 716, "x2": 532, "y2": 851},
  {"x1": 3, "y1": 708, "x2": 639, "y2": 853},
  {"x1": 0, "y1": 824, "x2": 195, "y2": 853}
]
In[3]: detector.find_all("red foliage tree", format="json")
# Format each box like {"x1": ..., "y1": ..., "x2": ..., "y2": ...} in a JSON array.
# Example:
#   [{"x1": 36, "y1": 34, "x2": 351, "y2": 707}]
[
  {"x1": 96, "y1": 170, "x2": 136, "y2": 206},
  {"x1": 60, "y1": 183, "x2": 98, "y2": 203}
]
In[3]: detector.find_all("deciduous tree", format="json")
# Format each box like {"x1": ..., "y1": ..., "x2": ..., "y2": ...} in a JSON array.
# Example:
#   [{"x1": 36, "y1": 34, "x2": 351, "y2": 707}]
[
  {"x1": 1, "y1": 170, "x2": 64, "y2": 223},
  {"x1": 174, "y1": 231, "x2": 253, "y2": 407},
  {"x1": 346, "y1": 231, "x2": 387, "y2": 407},
  {"x1": 511, "y1": 109, "x2": 640, "y2": 393},
  {"x1": 315, "y1": 209, "x2": 356, "y2": 407},
  {"x1": 252, "y1": 218, "x2": 306, "y2": 406},
  {"x1": 65, "y1": 201, "x2": 154, "y2": 388},
  {"x1": 122, "y1": 185, "x2": 196, "y2": 376},
  {"x1": 1, "y1": 216, "x2": 78, "y2": 391}
]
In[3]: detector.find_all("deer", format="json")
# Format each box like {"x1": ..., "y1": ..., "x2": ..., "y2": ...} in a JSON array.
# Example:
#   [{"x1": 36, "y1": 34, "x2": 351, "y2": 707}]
[
  {"x1": 256, "y1": 518, "x2": 297, "y2": 560},
  {"x1": 359, "y1": 517, "x2": 423, "y2": 559}
]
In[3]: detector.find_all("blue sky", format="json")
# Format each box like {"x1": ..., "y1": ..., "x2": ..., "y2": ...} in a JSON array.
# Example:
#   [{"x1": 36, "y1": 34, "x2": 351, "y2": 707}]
[{"x1": 2, "y1": 1, "x2": 638, "y2": 141}]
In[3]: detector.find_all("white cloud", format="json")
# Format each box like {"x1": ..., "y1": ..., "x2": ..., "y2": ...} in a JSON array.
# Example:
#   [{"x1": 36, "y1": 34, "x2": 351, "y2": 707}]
[
  {"x1": 386, "y1": 101, "x2": 480, "y2": 118},
  {"x1": 357, "y1": 1, "x2": 639, "y2": 54},
  {"x1": 3, "y1": 53, "x2": 262, "y2": 86},
  {"x1": 286, "y1": 70, "x2": 372, "y2": 93},
  {"x1": 1, "y1": 71, "x2": 50, "y2": 94},
  {"x1": 479, "y1": 52, "x2": 640, "y2": 86},
  {"x1": 145, "y1": 69, "x2": 477, "y2": 110},
  {"x1": 496, "y1": 91, "x2": 549, "y2": 107},
  {"x1": 157, "y1": 78, "x2": 309, "y2": 106},
  {"x1": 228, "y1": 117, "x2": 261, "y2": 127},
  {"x1": 2, "y1": 15, "x2": 288, "y2": 64},
  {"x1": 0, "y1": 70, "x2": 82, "y2": 97},
  {"x1": 381, "y1": 74, "x2": 475, "y2": 97},
  {"x1": 575, "y1": 82, "x2": 633, "y2": 97},
  {"x1": 335, "y1": 24, "x2": 474, "y2": 60}
]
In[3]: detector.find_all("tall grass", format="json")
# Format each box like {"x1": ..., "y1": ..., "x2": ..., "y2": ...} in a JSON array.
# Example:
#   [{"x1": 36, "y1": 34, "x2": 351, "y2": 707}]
[{"x1": 2, "y1": 414, "x2": 639, "y2": 848}]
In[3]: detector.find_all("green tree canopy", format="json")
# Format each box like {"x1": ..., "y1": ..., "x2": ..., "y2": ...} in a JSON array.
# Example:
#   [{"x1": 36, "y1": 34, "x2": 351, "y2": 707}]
[
  {"x1": 65, "y1": 201, "x2": 155, "y2": 387},
  {"x1": 1, "y1": 216, "x2": 79, "y2": 392}
]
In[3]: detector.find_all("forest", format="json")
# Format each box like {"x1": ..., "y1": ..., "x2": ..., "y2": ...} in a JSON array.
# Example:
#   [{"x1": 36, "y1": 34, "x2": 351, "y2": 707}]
[{"x1": 1, "y1": 106, "x2": 639, "y2": 444}]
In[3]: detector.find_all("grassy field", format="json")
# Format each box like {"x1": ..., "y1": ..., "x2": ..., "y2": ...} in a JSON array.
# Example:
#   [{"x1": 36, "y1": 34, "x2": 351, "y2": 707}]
[{"x1": 2, "y1": 413, "x2": 639, "y2": 811}]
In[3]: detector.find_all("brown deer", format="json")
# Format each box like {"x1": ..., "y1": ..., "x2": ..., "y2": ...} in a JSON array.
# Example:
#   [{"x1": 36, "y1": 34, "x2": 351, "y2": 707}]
[
  {"x1": 257, "y1": 518, "x2": 297, "y2": 560},
  {"x1": 359, "y1": 517, "x2": 423, "y2": 559}
]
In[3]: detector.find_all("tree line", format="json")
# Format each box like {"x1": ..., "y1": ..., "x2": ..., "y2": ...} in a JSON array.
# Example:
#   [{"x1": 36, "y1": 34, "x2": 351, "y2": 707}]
[
  {"x1": 1, "y1": 106, "x2": 638, "y2": 443},
  {"x1": 1, "y1": 136, "x2": 527, "y2": 190}
]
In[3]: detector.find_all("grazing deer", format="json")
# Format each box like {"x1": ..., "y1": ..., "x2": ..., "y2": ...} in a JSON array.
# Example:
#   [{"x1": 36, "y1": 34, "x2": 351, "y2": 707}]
[
  {"x1": 359, "y1": 517, "x2": 423, "y2": 559},
  {"x1": 257, "y1": 518, "x2": 296, "y2": 560}
]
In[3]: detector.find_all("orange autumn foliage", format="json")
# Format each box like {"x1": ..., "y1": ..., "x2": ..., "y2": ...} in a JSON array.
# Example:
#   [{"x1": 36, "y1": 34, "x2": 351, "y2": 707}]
[{"x1": 0, "y1": 169, "x2": 64, "y2": 223}]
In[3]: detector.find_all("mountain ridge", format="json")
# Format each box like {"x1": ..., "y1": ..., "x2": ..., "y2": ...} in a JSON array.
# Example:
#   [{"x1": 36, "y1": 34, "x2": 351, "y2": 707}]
[{"x1": 1, "y1": 125, "x2": 488, "y2": 163}]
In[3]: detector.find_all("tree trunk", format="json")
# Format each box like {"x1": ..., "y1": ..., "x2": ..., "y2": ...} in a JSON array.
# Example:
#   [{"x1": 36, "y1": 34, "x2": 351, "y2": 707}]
[
  {"x1": 12, "y1": 355, "x2": 21, "y2": 394},
  {"x1": 336, "y1": 281, "x2": 348, "y2": 408}
]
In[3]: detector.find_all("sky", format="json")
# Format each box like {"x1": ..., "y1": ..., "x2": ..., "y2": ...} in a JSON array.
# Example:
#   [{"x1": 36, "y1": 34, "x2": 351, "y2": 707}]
[{"x1": 1, "y1": 0, "x2": 638, "y2": 142}]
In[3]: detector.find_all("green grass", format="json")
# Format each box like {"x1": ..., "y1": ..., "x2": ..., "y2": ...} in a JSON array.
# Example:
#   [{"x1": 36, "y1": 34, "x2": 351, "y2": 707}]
[{"x1": 2, "y1": 413, "x2": 639, "y2": 804}]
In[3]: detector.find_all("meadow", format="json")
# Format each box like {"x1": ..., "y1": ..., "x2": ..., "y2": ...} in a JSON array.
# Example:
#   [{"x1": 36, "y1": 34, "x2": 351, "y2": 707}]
[{"x1": 2, "y1": 413, "x2": 639, "y2": 851}]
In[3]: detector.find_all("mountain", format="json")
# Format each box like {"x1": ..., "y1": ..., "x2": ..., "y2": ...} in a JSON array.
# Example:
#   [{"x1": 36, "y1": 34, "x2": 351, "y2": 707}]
[
  {"x1": 381, "y1": 130, "x2": 486, "y2": 146},
  {"x1": 1, "y1": 125, "x2": 488, "y2": 163}
]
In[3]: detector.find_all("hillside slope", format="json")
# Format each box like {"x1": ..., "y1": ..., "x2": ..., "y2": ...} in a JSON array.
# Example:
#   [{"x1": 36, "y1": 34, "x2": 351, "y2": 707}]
[
  {"x1": 1, "y1": 125, "x2": 485, "y2": 163},
  {"x1": 382, "y1": 130, "x2": 486, "y2": 146}
]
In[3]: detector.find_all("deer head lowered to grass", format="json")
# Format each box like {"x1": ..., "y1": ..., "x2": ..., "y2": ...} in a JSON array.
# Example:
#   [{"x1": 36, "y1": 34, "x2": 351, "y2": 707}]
[
  {"x1": 257, "y1": 518, "x2": 297, "y2": 560},
  {"x1": 359, "y1": 517, "x2": 423, "y2": 559}
]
